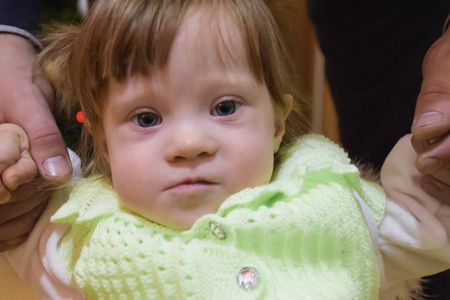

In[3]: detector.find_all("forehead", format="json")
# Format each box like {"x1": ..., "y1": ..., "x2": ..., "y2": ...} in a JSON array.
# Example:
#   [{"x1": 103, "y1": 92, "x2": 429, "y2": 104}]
[
  {"x1": 168, "y1": 4, "x2": 250, "y2": 73},
  {"x1": 85, "y1": 0, "x2": 268, "y2": 87}
]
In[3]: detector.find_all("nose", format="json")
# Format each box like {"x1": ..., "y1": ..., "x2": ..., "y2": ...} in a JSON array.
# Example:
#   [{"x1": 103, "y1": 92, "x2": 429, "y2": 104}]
[{"x1": 165, "y1": 122, "x2": 218, "y2": 162}]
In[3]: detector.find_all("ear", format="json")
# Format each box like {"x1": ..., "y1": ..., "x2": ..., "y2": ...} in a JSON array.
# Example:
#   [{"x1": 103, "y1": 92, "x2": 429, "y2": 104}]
[{"x1": 273, "y1": 94, "x2": 293, "y2": 153}]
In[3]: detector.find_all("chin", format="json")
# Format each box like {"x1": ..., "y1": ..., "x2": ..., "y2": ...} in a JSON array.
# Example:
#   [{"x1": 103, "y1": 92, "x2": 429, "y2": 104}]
[
  {"x1": 157, "y1": 217, "x2": 196, "y2": 231},
  {"x1": 165, "y1": 207, "x2": 217, "y2": 231}
]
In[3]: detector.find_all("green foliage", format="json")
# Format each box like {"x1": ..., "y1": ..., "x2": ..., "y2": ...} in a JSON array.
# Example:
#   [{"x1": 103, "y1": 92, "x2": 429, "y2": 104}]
[{"x1": 41, "y1": 0, "x2": 82, "y2": 32}]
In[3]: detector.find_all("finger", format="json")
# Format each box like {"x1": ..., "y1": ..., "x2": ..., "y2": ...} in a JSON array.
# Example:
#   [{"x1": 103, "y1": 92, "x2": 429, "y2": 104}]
[
  {"x1": 411, "y1": 95, "x2": 450, "y2": 140},
  {"x1": 17, "y1": 87, "x2": 73, "y2": 182},
  {"x1": 416, "y1": 135, "x2": 450, "y2": 175},
  {"x1": 411, "y1": 136, "x2": 430, "y2": 154},
  {"x1": 0, "y1": 235, "x2": 28, "y2": 252},
  {"x1": 412, "y1": 30, "x2": 450, "y2": 140},
  {"x1": 0, "y1": 127, "x2": 24, "y2": 174},
  {"x1": 0, "y1": 181, "x2": 11, "y2": 204},
  {"x1": 0, "y1": 182, "x2": 50, "y2": 223},
  {"x1": 0, "y1": 201, "x2": 46, "y2": 241},
  {"x1": 2, "y1": 149, "x2": 38, "y2": 191},
  {"x1": 0, "y1": 125, "x2": 37, "y2": 194},
  {"x1": 420, "y1": 175, "x2": 450, "y2": 205},
  {"x1": 430, "y1": 168, "x2": 450, "y2": 186}
]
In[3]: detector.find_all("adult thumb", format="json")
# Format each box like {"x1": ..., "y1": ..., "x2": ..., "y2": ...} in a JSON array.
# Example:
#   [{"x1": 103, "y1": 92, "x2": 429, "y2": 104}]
[
  {"x1": 29, "y1": 120, "x2": 73, "y2": 182},
  {"x1": 0, "y1": 34, "x2": 73, "y2": 183},
  {"x1": 411, "y1": 29, "x2": 450, "y2": 140},
  {"x1": 22, "y1": 89, "x2": 73, "y2": 182}
]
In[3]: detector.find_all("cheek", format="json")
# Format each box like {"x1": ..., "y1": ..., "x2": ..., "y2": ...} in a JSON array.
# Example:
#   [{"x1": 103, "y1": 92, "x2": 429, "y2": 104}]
[
  {"x1": 241, "y1": 115, "x2": 276, "y2": 185},
  {"x1": 108, "y1": 145, "x2": 156, "y2": 206},
  {"x1": 226, "y1": 130, "x2": 275, "y2": 189},
  {"x1": 109, "y1": 153, "x2": 135, "y2": 200}
]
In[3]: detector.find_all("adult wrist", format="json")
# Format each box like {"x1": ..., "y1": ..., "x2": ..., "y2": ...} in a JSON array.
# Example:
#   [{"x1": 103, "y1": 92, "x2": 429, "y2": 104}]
[{"x1": 0, "y1": 26, "x2": 43, "y2": 50}]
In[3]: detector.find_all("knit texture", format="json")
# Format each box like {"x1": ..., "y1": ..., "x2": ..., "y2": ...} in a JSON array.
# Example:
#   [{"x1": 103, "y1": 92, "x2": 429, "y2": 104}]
[{"x1": 52, "y1": 134, "x2": 386, "y2": 299}]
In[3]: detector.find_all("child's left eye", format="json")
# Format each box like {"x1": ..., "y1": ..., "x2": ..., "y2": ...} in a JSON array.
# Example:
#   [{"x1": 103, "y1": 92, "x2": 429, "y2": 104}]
[
  {"x1": 132, "y1": 112, "x2": 161, "y2": 127},
  {"x1": 213, "y1": 100, "x2": 241, "y2": 116}
]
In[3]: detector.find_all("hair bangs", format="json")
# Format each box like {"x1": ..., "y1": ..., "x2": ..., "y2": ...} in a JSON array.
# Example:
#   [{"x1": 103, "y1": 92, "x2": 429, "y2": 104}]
[{"x1": 83, "y1": 0, "x2": 190, "y2": 83}]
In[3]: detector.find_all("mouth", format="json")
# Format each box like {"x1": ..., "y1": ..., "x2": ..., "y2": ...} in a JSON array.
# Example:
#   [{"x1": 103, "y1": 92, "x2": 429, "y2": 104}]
[{"x1": 165, "y1": 180, "x2": 215, "y2": 192}]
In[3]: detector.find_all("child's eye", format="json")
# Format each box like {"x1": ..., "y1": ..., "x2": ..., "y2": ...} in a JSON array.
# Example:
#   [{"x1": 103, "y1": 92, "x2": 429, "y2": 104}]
[
  {"x1": 132, "y1": 112, "x2": 161, "y2": 127},
  {"x1": 213, "y1": 100, "x2": 241, "y2": 116}
]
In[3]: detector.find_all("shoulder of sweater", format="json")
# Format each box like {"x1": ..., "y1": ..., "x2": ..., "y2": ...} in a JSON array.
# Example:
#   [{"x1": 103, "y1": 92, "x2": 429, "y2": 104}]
[
  {"x1": 274, "y1": 134, "x2": 357, "y2": 180},
  {"x1": 51, "y1": 177, "x2": 119, "y2": 225}
]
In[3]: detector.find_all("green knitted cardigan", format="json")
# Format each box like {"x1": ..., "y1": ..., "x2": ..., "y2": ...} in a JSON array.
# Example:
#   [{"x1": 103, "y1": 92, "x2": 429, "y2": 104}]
[{"x1": 51, "y1": 134, "x2": 385, "y2": 300}]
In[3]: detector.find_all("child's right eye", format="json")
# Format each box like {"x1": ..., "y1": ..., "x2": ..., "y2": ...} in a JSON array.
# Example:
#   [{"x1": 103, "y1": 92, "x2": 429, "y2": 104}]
[{"x1": 132, "y1": 112, "x2": 161, "y2": 128}]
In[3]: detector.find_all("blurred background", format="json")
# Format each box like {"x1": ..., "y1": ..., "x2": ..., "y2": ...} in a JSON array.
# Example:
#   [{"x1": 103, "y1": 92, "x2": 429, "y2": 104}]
[{"x1": 0, "y1": 1, "x2": 338, "y2": 299}]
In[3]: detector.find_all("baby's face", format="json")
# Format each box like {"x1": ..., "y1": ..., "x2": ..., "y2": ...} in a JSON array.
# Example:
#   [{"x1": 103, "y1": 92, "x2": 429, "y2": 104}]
[{"x1": 100, "y1": 8, "x2": 284, "y2": 229}]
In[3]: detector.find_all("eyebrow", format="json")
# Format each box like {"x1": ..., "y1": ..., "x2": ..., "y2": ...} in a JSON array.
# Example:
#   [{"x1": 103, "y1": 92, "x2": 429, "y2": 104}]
[{"x1": 109, "y1": 68, "x2": 262, "y2": 106}]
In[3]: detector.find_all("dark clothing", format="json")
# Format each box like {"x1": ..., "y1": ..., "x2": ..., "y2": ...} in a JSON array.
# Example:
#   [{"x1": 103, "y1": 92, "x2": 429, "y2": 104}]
[
  {"x1": 307, "y1": 0, "x2": 450, "y2": 170},
  {"x1": 307, "y1": 1, "x2": 450, "y2": 298},
  {"x1": 0, "y1": 0, "x2": 40, "y2": 33}
]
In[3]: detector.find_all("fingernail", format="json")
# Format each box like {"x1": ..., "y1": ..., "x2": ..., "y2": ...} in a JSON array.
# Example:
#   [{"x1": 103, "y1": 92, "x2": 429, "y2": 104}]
[
  {"x1": 412, "y1": 111, "x2": 443, "y2": 128},
  {"x1": 41, "y1": 156, "x2": 72, "y2": 177},
  {"x1": 421, "y1": 157, "x2": 444, "y2": 174}
]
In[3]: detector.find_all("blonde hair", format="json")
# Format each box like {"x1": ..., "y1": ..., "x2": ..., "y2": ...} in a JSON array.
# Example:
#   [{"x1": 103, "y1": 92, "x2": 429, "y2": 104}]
[{"x1": 39, "y1": 0, "x2": 308, "y2": 179}]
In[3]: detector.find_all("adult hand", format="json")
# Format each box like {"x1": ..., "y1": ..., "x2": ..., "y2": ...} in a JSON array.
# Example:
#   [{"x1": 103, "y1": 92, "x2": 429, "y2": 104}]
[
  {"x1": 0, "y1": 124, "x2": 46, "y2": 252},
  {"x1": 0, "y1": 34, "x2": 72, "y2": 250},
  {"x1": 411, "y1": 27, "x2": 450, "y2": 204}
]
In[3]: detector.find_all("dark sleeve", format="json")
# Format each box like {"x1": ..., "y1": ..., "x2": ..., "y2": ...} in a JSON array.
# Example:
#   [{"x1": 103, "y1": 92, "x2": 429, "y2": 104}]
[
  {"x1": 307, "y1": 0, "x2": 450, "y2": 170},
  {"x1": 0, "y1": 0, "x2": 41, "y2": 34}
]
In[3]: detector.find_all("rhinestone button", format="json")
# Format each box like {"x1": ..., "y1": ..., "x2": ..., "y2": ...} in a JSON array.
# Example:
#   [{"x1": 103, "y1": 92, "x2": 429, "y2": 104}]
[
  {"x1": 209, "y1": 222, "x2": 226, "y2": 240},
  {"x1": 237, "y1": 267, "x2": 260, "y2": 289}
]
